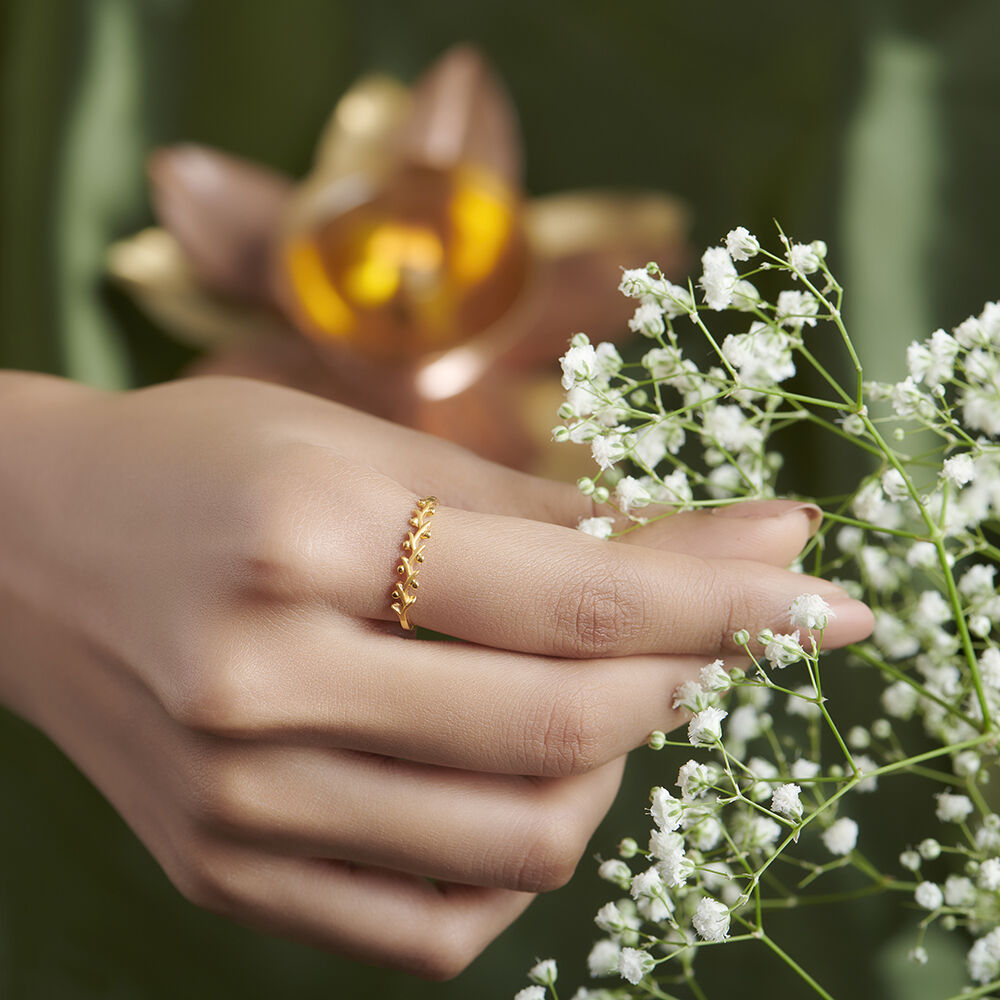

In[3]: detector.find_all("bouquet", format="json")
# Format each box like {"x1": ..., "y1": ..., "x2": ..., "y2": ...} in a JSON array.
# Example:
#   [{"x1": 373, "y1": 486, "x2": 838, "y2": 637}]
[{"x1": 516, "y1": 227, "x2": 1000, "y2": 1000}]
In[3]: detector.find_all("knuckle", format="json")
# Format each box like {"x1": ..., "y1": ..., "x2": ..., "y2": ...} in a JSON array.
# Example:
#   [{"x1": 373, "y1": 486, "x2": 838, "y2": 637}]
[
  {"x1": 406, "y1": 921, "x2": 486, "y2": 980},
  {"x1": 552, "y1": 559, "x2": 647, "y2": 656},
  {"x1": 526, "y1": 680, "x2": 608, "y2": 777},
  {"x1": 171, "y1": 846, "x2": 245, "y2": 916},
  {"x1": 507, "y1": 809, "x2": 586, "y2": 892},
  {"x1": 711, "y1": 561, "x2": 758, "y2": 651},
  {"x1": 238, "y1": 477, "x2": 317, "y2": 603},
  {"x1": 186, "y1": 755, "x2": 263, "y2": 836},
  {"x1": 167, "y1": 651, "x2": 266, "y2": 738}
]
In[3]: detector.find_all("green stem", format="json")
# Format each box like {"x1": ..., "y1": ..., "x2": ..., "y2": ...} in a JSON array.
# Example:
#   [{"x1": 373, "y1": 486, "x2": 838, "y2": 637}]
[
  {"x1": 731, "y1": 915, "x2": 836, "y2": 1000},
  {"x1": 847, "y1": 643, "x2": 981, "y2": 730},
  {"x1": 943, "y1": 979, "x2": 1000, "y2": 1000}
]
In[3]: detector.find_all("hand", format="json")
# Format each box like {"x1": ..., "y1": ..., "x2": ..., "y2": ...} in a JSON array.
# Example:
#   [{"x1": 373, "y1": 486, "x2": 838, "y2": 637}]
[{"x1": 0, "y1": 374, "x2": 872, "y2": 978}]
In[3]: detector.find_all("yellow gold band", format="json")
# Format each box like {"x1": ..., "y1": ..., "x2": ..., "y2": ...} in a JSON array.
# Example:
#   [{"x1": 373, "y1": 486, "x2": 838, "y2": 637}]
[{"x1": 391, "y1": 496, "x2": 438, "y2": 631}]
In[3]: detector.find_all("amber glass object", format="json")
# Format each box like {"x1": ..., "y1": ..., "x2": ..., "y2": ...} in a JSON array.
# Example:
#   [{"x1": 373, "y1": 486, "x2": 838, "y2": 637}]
[{"x1": 282, "y1": 161, "x2": 528, "y2": 362}]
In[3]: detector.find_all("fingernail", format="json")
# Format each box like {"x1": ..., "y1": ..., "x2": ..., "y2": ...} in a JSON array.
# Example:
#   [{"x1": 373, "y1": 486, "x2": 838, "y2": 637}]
[
  {"x1": 817, "y1": 597, "x2": 875, "y2": 644},
  {"x1": 713, "y1": 499, "x2": 823, "y2": 534}
]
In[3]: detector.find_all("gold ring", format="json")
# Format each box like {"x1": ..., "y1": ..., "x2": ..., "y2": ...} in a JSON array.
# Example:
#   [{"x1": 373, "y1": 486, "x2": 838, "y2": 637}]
[{"x1": 391, "y1": 496, "x2": 438, "y2": 630}]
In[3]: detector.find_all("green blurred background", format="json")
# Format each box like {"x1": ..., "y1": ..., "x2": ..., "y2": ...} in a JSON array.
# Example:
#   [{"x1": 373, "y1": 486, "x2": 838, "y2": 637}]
[{"x1": 2, "y1": 1, "x2": 999, "y2": 997}]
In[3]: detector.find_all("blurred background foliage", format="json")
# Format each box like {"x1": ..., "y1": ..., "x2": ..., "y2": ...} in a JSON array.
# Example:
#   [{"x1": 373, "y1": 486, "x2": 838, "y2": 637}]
[{"x1": 2, "y1": 1, "x2": 1000, "y2": 997}]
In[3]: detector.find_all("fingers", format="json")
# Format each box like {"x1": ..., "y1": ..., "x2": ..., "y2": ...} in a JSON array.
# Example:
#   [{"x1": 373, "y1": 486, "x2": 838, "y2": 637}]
[
  {"x1": 174, "y1": 617, "x2": 742, "y2": 775},
  {"x1": 617, "y1": 499, "x2": 821, "y2": 565},
  {"x1": 177, "y1": 846, "x2": 534, "y2": 979},
  {"x1": 290, "y1": 391, "x2": 820, "y2": 557},
  {"x1": 344, "y1": 497, "x2": 870, "y2": 658},
  {"x1": 187, "y1": 745, "x2": 625, "y2": 891}
]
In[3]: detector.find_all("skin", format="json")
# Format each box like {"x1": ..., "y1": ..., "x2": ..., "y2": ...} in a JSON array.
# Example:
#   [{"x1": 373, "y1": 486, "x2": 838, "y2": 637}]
[{"x1": 0, "y1": 372, "x2": 873, "y2": 979}]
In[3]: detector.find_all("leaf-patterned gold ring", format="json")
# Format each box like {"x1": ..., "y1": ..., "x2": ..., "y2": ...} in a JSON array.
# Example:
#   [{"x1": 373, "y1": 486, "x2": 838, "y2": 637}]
[{"x1": 390, "y1": 496, "x2": 438, "y2": 631}]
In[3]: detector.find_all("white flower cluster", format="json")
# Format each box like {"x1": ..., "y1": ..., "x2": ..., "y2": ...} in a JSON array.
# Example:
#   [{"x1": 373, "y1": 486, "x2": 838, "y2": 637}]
[
  {"x1": 536, "y1": 227, "x2": 1000, "y2": 1000},
  {"x1": 563, "y1": 597, "x2": 872, "y2": 995}
]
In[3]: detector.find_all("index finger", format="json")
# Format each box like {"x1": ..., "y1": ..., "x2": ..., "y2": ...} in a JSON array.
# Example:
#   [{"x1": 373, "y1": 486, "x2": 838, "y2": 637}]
[{"x1": 341, "y1": 495, "x2": 871, "y2": 659}]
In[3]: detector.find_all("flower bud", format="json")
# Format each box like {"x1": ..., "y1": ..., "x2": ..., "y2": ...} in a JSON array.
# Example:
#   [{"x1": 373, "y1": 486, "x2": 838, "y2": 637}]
[
  {"x1": 647, "y1": 730, "x2": 667, "y2": 750},
  {"x1": 918, "y1": 838, "x2": 941, "y2": 860},
  {"x1": 872, "y1": 718, "x2": 892, "y2": 740},
  {"x1": 733, "y1": 629, "x2": 751, "y2": 646},
  {"x1": 618, "y1": 837, "x2": 639, "y2": 859},
  {"x1": 592, "y1": 486, "x2": 610, "y2": 504},
  {"x1": 552, "y1": 426, "x2": 570, "y2": 442},
  {"x1": 577, "y1": 476, "x2": 595, "y2": 496}
]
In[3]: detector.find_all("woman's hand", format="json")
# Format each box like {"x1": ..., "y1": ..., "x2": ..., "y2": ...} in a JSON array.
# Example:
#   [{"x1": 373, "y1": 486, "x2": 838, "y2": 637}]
[{"x1": 0, "y1": 373, "x2": 872, "y2": 978}]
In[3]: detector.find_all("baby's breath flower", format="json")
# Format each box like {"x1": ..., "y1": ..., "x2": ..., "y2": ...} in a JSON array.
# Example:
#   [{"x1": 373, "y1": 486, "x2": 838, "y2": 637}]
[
  {"x1": 677, "y1": 760, "x2": 713, "y2": 799},
  {"x1": 881, "y1": 467, "x2": 909, "y2": 502},
  {"x1": 614, "y1": 475, "x2": 651, "y2": 512},
  {"x1": 977, "y1": 857, "x2": 1000, "y2": 891},
  {"x1": 699, "y1": 658, "x2": 731, "y2": 692},
  {"x1": 595, "y1": 901, "x2": 627, "y2": 934},
  {"x1": 629, "y1": 866, "x2": 665, "y2": 903},
  {"x1": 791, "y1": 758, "x2": 821, "y2": 782},
  {"x1": 915, "y1": 881, "x2": 945, "y2": 911},
  {"x1": 882, "y1": 680, "x2": 920, "y2": 719},
  {"x1": 688, "y1": 706, "x2": 728, "y2": 746},
  {"x1": 853, "y1": 754, "x2": 879, "y2": 793},
  {"x1": 578, "y1": 516, "x2": 615, "y2": 539},
  {"x1": 776, "y1": 289, "x2": 819, "y2": 329},
  {"x1": 871, "y1": 718, "x2": 893, "y2": 740},
  {"x1": 699, "y1": 246, "x2": 738, "y2": 310},
  {"x1": 822, "y1": 817, "x2": 859, "y2": 856},
  {"x1": 968, "y1": 927, "x2": 1000, "y2": 985},
  {"x1": 954, "y1": 750, "x2": 982, "y2": 777},
  {"x1": 647, "y1": 730, "x2": 667, "y2": 750},
  {"x1": 918, "y1": 838, "x2": 941, "y2": 860},
  {"x1": 673, "y1": 679, "x2": 713, "y2": 713},
  {"x1": 789, "y1": 593, "x2": 834, "y2": 630},
  {"x1": 514, "y1": 987, "x2": 546, "y2": 1000},
  {"x1": 618, "y1": 947, "x2": 656, "y2": 986},
  {"x1": 598, "y1": 859, "x2": 633, "y2": 889},
  {"x1": 591, "y1": 433, "x2": 626, "y2": 471},
  {"x1": 628, "y1": 301, "x2": 665, "y2": 338},
  {"x1": 692, "y1": 897, "x2": 731, "y2": 942},
  {"x1": 787, "y1": 684, "x2": 821, "y2": 719},
  {"x1": 650, "y1": 787, "x2": 684, "y2": 832},
  {"x1": 936, "y1": 791, "x2": 975, "y2": 823},
  {"x1": 529, "y1": 960, "x2": 558, "y2": 987},
  {"x1": 909, "y1": 947, "x2": 929, "y2": 966},
  {"x1": 618, "y1": 267, "x2": 654, "y2": 298},
  {"x1": 847, "y1": 726, "x2": 871, "y2": 750},
  {"x1": 945, "y1": 874, "x2": 977, "y2": 907},
  {"x1": 618, "y1": 837, "x2": 639, "y2": 859},
  {"x1": 655, "y1": 839, "x2": 695, "y2": 887},
  {"x1": 587, "y1": 939, "x2": 621, "y2": 978},
  {"x1": 906, "y1": 541, "x2": 939, "y2": 569},
  {"x1": 726, "y1": 226, "x2": 760, "y2": 261},
  {"x1": 560, "y1": 342, "x2": 598, "y2": 390},
  {"x1": 942, "y1": 453, "x2": 976, "y2": 487},
  {"x1": 907, "y1": 328, "x2": 959, "y2": 387},
  {"x1": 770, "y1": 783, "x2": 803, "y2": 820},
  {"x1": 760, "y1": 629, "x2": 805, "y2": 669},
  {"x1": 559, "y1": 230, "x2": 1000, "y2": 998},
  {"x1": 786, "y1": 241, "x2": 823, "y2": 274}
]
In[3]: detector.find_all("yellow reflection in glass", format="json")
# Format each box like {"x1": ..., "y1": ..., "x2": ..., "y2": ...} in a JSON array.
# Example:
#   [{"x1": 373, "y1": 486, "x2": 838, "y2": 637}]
[
  {"x1": 450, "y1": 166, "x2": 512, "y2": 284},
  {"x1": 285, "y1": 239, "x2": 354, "y2": 337},
  {"x1": 344, "y1": 224, "x2": 443, "y2": 306}
]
